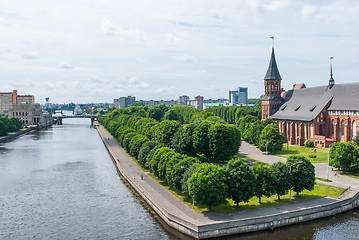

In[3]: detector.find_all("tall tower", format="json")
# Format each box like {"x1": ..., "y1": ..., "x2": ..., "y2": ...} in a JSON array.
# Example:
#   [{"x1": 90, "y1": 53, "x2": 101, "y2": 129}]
[{"x1": 261, "y1": 47, "x2": 283, "y2": 120}]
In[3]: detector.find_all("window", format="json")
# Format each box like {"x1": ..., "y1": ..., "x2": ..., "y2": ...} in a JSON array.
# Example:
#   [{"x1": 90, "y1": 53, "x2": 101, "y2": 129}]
[
  {"x1": 319, "y1": 125, "x2": 323, "y2": 136},
  {"x1": 294, "y1": 105, "x2": 301, "y2": 111},
  {"x1": 332, "y1": 120, "x2": 335, "y2": 135},
  {"x1": 353, "y1": 121, "x2": 357, "y2": 138},
  {"x1": 310, "y1": 105, "x2": 317, "y2": 112},
  {"x1": 342, "y1": 120, "x2": 345, "y2": 136}
]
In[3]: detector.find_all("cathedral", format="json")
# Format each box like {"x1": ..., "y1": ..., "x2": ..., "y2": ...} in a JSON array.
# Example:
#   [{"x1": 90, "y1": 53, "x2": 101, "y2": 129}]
[{"x1": 261, "y1": 48, "x2": 359, "y2": 147}]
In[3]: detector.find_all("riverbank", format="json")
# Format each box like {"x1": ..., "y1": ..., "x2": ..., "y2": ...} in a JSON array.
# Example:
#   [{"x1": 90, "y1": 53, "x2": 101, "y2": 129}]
[
  {"x1": 0, "y1": 127, "x2": 34, "y2": 143},
  {"x1": 95, "y1": 123, "x2": 359, "y2": 239}
]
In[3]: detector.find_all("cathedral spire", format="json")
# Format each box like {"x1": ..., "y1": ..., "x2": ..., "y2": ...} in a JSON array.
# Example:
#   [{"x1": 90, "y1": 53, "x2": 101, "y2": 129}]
[
  {"x1": 329, "y1": 56, "x2": 334, "y2": 88},
  {"x1": 264, "y1": 47, "x2": 282, "y2": 80}
]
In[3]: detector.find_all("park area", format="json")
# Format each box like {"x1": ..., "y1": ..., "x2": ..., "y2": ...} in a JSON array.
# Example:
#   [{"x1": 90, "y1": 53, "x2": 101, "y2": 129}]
[{"x1": 274, "y1": 144, "x2": 329, "y2": 163}]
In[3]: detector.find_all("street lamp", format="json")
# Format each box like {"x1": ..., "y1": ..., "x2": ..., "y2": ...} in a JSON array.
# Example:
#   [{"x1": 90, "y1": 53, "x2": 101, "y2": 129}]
[
  {"x1": 289, "y1": 161, "x2": 303, "y2": 202},
  {"x1": 180, "y1": 166, "x2": 195, "y2": 208},
  {"x1": 327, "y1": 143, "x2": 335, "y2": 180}
]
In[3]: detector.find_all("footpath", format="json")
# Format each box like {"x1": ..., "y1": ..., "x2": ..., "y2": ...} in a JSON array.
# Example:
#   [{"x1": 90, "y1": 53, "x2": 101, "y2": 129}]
[{"x1": 96, "y1": 124, "x2": 359, "y2": 239}]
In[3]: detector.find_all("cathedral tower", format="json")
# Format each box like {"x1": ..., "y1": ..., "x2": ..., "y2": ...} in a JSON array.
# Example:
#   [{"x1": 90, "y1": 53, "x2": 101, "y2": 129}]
[{"x1": 261, "y1": 47, "x2": 283, "y2": 120}]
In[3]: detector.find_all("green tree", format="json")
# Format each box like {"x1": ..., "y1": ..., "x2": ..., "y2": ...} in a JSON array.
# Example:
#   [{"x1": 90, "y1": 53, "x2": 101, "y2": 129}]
[
  {"x1": 129, "y1": 135, "x2": 149, "y2": 158},
  {"x1": 178, "y1": 123, "x2": 196, "y2": 156},
  {"x1": 208, "y1": 123, "x2": 241, "y2": 162},
  {"x1": 225, "y1": 159, "x2": 255, "y2": 206},
  {"x1": 193, "y1": 121, "x2": 212, "y2": 159},
  {"x1": 0, "y1": 119, "x2": 8, "y2": 136},
  {"x1": 171, "y1": 156, "x2": 200, "y2": 191},
  {"x1": 271, "y1": 162, "x2": 291, "y2": 200},
  {"x1": 150, "y1": 147, "x2": 174, "y2": 177},
  {"x1": 287, "y1": 155, "x2": 315, "y2": 196},
  {"x1": 330, "y1": 142, "x2": 359, "y2": 171},
  {"x1": 122, "y1": 132, "x2": 137, "y2": 152},
  {"x1": 253, "y1": 165, "x2": 275, "y2": 203},
  {"x1": 258, "y1": 123, "x2": 284, "y2": 153},
  {"x1": 187, "y1": 163, "x2": 228, "y2": 210},
  {"x1": 153, "y1": 120, "x2": 181, "y2": 147},
  {"x1": 138, "y1": 140, "x2": 161, "y2": 168}
]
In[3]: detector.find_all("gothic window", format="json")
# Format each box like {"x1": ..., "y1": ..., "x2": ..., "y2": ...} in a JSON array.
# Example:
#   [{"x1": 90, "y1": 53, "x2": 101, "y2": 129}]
[
  {"x1": 353, "y1": 121, "x2": 357, "y2": 138},
  {"x1": 332, "y1": 120, "x2": 335, "y2": 135},
  {"x1": 341, "y1": 120, "x2": 345, "y2": 136},
  {"x1": 319, "y1": 125, "x2": 323, "y2": 136}
]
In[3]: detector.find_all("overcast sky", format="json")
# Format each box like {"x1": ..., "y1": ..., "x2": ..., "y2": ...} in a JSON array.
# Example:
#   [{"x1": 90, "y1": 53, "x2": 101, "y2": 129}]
[{"x1": 1, "y1": 0, "x2": 358, "y2": 104}]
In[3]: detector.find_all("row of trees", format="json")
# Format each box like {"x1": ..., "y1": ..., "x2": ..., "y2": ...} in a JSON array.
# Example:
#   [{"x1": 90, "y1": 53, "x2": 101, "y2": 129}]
[
  {"x1": 187, "y1": 155, "x2": 315, "y2": 210},
  {"x1": 330, "y1": 142, "x2": 359, "y2": 172},
  {"x1": 0, "y1": 116, "x2": 23, "y2": 136},
  {"x1": 99, "y1": 105, "x2": 241, "y2": 163}
]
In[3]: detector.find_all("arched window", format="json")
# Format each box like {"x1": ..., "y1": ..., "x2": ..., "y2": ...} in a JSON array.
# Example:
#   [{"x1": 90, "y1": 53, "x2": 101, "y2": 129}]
[
  {"x1": 341, "y1": 120, "x2": 345, "y2": 136},
  {"x1": 319, "y1": 125, "x2": 323, "y2": 136},
  {"x1": 353, "y1": 121, "x2": 357, "y2": 138},
  {"x1": 332, "y1": 120, "x2": 335, "y2": 135}
]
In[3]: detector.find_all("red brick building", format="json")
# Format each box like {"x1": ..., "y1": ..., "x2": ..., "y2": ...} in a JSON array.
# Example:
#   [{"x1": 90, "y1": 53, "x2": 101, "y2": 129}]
[{"x1": 261, "y1": 48, "x2": 359, "y2": 147}]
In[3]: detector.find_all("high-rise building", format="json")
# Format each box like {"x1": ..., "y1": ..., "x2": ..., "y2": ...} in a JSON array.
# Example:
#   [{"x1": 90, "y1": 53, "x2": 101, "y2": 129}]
[
  {"x1": 114, "y1": 96, "x2": 136, "y2": 108},
  {"x1": 229, "y1": 87, "x2": 248, "y2": 105},
  {"x1": 177, "y1": 95, "x2": 189, "y2": 105},
  {"x1": 194, "y1": 96, "x2": 204, "y2": 110}
]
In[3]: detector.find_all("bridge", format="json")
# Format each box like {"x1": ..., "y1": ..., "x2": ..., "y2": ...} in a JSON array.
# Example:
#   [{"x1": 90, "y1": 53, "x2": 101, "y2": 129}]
[{"x1": 52, "y1": 114, "x2": 97, "y2": 125}]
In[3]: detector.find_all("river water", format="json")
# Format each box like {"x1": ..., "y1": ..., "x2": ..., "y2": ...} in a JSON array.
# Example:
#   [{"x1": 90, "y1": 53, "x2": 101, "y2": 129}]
[{"x1": 0, "y1": 118, "x2": 358, "y2": 240}]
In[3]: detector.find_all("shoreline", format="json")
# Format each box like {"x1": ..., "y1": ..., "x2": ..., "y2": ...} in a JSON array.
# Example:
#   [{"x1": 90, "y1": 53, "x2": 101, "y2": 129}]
[{"x1": 95, "y1": 122, "x2": 359, "y2": 239}]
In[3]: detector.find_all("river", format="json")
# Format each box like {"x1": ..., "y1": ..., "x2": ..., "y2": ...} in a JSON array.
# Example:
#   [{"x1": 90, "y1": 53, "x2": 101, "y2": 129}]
[{"x1": 0, "y1": 118, "x2": 358, "y2": 240}]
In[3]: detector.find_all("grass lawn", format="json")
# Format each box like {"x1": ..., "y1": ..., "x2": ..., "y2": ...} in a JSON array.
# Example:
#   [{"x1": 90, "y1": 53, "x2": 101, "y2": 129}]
[
  {"x1": 151, "y1": 174, "x2": 345, "y2": 215},
  {"x1": 274, "y1": 144, "x2": 329, "y2": 163}
]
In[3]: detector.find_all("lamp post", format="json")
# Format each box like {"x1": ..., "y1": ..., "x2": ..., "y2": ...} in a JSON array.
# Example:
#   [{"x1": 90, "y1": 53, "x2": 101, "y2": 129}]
[
  {"x1": 327, "y1": 143, "x2": 335, "y2": 180},
  {"x1": 266, "y1": 142, "x2": 269, "y2": 154},
  {"x1": 180, "y1": 166, "x2": 195, "y2": 208},
  {"x1": 289, "y1": 161, "x2": 303, "y2": 201}
]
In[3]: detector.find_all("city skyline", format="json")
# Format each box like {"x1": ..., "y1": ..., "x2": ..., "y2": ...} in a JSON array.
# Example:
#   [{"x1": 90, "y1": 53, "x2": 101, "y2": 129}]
[{"x1": 1, "y1": 1, "x2": 358, "y2": 104}]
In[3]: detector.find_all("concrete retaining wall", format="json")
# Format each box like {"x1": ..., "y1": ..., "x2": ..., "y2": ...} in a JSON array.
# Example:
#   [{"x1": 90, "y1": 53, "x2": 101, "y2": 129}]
[
  {"x1": 0, "y1": 127, "x2": 34, "y2": 143},
  {"x1": 96, "y1": 125, "x2": 359, "y2": 239}
]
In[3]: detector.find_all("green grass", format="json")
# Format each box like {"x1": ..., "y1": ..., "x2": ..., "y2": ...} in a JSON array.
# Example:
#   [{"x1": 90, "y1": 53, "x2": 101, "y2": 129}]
[
  {"x1": 336, "y1": 170, "x2": 359, "y2": 179},
  {"x1": 274, "y1": 144, "x2": 329, "y2": 163},
  {"x1": 315, "y1": 177, "x2": 333, "y2": 182},
  {"x1": 237, "y1": 154, "x2": 269, "y2": 166}
]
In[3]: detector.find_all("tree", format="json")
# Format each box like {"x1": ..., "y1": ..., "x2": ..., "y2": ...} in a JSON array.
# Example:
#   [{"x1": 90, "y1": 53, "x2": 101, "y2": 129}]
[
  {"x1": 164, "y1": 108, "x2": 182, "y2": 122},
  {"x1": 208, "y1": 123, "x2": 241, "y2": 162},
  {"x1": 153, "y1": 120, "x2": 181, "y2": 147},
  {"x1": 304, "y1": 139, "x2": 314, "y2": 148},
  {"x1": 238, "y1": 115, "x2": 258, "y2": 136},
  {"x1": 178, "y1": 123, "x2": 196, "y2": 156},
  {"x1": 193, "y1": 121, "x2": 212, "y2": 159},
  {"x1": 122, "y1": 132, "x2": 137, "y2": 152},
  {"x1": 225, "y1": 159, "x2": 255, "y2": 206},
  {"x1": 258, "y1": 123, "x2": 284, "y2": 153},
  {"x1": 150, "y1": 147, "x2": 174, "y2": 177},
  {"x1": 271, "y1": 162, "x2": 291, "y2": 200},
  {"x1": 138, "y1": 140, "x2": 161, "y2": 168},
  {"x1": 330, "y1": 142, "x2": 359, "y2": 171},
  {"x1": 0, "y1": 119, "x2": 8, "y2": 136},
  {"x1": 287, "y1": 155, "x2": 315, "y2": 196},
  {"x1": 129, "y1": 135, "x2": 149, "y2": 158},
  {"x1": 187, "y1": 163, "x2": 228, "y2": 210},
  {"x1": 253, "y1": 165, "x2": 275, "y2": 203},
  {"x1": 171, "y1": 156, "x2": 200, "y2": 191},
  {"x1": 165, "y1": 153, "x2": 185, "y2": 185}
]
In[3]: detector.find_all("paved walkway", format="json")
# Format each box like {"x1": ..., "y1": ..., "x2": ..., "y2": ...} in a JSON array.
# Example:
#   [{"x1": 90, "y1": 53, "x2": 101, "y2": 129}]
[
  {"x1": 239, "y1": 141, "x2": 359, "y2": 190},
  {"x1": 95, "y1": 124, "x2": 359, "y2": 237}
]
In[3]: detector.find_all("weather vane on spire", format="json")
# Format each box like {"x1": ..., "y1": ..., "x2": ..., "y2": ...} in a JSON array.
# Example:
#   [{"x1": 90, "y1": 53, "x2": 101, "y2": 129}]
[
  {"x1": 330, "y1": 56, "x2": 334, "y2": 79},
  {"x1": 270, "y1": 36, "x2": 274, "y2": 47}
]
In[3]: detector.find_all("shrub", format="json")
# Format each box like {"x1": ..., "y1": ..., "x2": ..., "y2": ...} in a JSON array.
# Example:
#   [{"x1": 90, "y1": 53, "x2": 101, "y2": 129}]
[
  {"x1": 304, "y1": 139, "x2": 314, "y2": 148},
  {"x1": 308, "y1": 154, "x2": 317, "y2": 158}
]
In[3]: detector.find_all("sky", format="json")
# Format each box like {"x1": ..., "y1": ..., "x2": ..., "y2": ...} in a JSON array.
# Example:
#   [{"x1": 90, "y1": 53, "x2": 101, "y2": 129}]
[{"x1": 1, "y1": 0, "x2": 359, "y2": 104}]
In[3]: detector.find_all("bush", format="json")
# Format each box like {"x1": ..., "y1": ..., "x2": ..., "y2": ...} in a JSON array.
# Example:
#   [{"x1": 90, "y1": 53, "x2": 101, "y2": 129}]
[
  {"x1": 304, "y1": 140, "x2": 314, "y2": 148},
  {"x1": 308, "y1": 154, "x2": 317, "y2": 158}
]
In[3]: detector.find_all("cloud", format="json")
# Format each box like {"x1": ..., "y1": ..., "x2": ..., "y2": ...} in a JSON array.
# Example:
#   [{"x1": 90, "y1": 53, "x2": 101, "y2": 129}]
[
  {"x1": 101, "y1": 17, "x2": 151, "y2": 45},
  {"x1": 126, "y1": 77, "x2": 150, "y2": 89},
  {"x1": 262, "y1": 0, "x2": 288, "y2": 12},
  {"x1": 22, "y1": 51, "x2": 37, "y2": 59},
  {"x1": 301, "y1": 5, "x2": 319, "y2": 18},
  {"x1": 59, "y1": 62, "x2": 73, "y2": 69},
  {"x1": 176, "y1": 54, "x2": 195, "y2": 63}
]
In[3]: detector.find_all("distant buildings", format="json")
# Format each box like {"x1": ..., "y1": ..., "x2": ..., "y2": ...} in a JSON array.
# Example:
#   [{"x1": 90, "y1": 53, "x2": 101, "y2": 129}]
[
  {"x1": 229, "y1": 87, "x2": 248, "y2": 105},
  {"x1": 0, "y1": 90, "x2": 34, "y2": 112},
  {"x1": 194, "y1": 96, "x2": 204, "y2": 110},
  {"x1": 114, "y1": 96, "x2": 136, "y2": 108},
  {"x1": 178, "y1": 95, "x2": 189, "y2": 105},
  {"x1": 0, "y1": 89, "x2": 51, "y2": 127}
]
